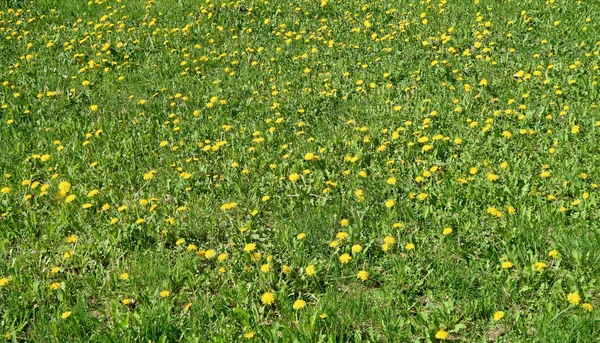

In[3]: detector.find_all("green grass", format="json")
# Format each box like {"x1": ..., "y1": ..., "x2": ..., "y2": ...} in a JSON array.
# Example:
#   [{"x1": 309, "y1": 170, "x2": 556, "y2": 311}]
[{"x1": 1, "y1": 0, "x2": 600, "y2": 341}]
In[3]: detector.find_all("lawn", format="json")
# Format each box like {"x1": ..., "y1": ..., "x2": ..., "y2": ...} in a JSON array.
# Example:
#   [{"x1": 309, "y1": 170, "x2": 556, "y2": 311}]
[{"x1": 1, "y1": 0, "x2": 600, "y2": 341}]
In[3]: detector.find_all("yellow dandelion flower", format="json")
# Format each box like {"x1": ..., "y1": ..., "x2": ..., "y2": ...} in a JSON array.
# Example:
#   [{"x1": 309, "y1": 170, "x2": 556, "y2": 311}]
[
  {"x1": 244, "y1": 243, "x2": 256, "y2": 252},
  {"x1": 58, "y1": 181, "x2": 71, "y2": 193},
  {"x1": 339, "y1": 253, "x2": 352, "y2": 264},
  {"x1": 567, "y1": 293, "x2": 581, "y2": 305},
  {"x1": 435, "y1": 330, "x2": 448, "y2": 340},
  {"x1": 282, "y1": 265, "x2": 292, "y2": 275},
  {"x1": 487, "y1": 173, "x2": 499, "y2": 181},
  {"x1": 205, "y1": 249, "x2": 216, "y2": 259},
  {"x1": 66, "y1": 234, "x2": 77, "y2": 243},
  {"x1": 336, "y1": 232, "x2": 349, "y2": 240},
  {"x1": 261, "y1": 292, "x2": 275, "y2": 305},
  {"x1": 293, "y1": 299, "x2": 307, "y2": 310},
  {"x1": 305, "y1": 264, "x2": 315, "y2": 276}
]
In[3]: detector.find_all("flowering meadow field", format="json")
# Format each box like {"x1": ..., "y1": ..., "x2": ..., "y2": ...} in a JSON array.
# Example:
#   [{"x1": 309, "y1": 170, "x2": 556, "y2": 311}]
[{"x1": 1, "y1": 0, "x2": 600, "y2": 341}]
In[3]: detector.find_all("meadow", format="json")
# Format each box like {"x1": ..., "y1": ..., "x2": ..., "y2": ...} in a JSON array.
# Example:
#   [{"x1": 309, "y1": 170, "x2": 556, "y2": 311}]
[{"x1": 1, "y1": 0, "x2": 600, "y2": 341}]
